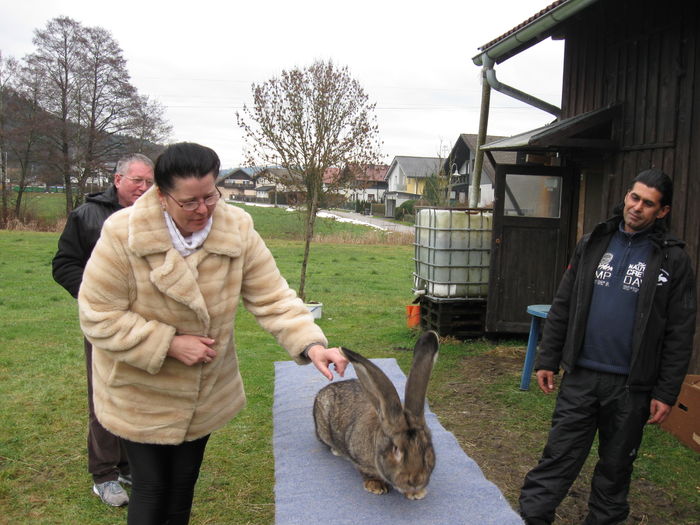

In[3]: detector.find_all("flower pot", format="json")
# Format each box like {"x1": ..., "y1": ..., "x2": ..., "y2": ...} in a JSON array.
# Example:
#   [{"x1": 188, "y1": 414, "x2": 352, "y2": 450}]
[
  {"x1": 406, "y1": 304, "x2": 420, "y2": 328},
  {"x1": 306, "y1": 302, "x2": 323, "y2": 320}
]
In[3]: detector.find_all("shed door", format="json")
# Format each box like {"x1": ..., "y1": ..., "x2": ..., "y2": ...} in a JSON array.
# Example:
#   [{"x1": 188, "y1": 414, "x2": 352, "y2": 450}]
[{"x1": 486, "y1": 164, "x2": 575, "y2": 333}]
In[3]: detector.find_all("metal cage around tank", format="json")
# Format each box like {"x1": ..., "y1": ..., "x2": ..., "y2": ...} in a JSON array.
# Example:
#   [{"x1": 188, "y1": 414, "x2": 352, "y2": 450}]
[
  {"x1": 412, "y1": 207, "x2": 493, "y2": 338},
  {"x1": 413, "y1": 207, "x2": 492, "y2": 300}
]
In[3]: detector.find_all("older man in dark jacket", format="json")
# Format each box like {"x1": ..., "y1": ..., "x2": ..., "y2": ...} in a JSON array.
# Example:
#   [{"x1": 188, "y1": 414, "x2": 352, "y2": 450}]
[
  {"x1": 52, "y1": 153, "x2": 154, "y2": 507},
  {"x1": 519, "y1": 169, "x2": 696, "y2": 525}
]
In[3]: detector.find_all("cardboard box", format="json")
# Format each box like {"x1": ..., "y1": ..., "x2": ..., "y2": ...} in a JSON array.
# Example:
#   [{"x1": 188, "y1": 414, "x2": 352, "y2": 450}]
[{"x1": 660, "y1": 374, "x2": 700, "y2": 453}]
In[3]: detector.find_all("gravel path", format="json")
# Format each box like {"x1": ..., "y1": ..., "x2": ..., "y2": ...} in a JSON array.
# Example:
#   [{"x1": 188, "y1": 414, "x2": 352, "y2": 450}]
[{"x1": 321, "y1": 209, "x2": 414, "y2": 234}]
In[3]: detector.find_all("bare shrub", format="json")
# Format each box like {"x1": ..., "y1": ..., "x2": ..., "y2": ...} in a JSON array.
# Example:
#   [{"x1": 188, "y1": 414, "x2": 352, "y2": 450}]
[{"x1": 2, "y1": 214, "x2": 65, "y2": 232}]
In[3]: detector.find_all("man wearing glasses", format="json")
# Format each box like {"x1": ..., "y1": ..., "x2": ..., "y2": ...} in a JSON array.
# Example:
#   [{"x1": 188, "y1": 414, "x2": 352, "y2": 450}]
[{"x1": 52, "y1": 153, "x2": 154, "y2": 507}]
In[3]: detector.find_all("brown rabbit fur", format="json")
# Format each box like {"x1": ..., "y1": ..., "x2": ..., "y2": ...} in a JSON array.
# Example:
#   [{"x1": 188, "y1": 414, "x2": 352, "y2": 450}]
[{"x1": 313, "y1": 331, "x2": 439, "y2": 500}]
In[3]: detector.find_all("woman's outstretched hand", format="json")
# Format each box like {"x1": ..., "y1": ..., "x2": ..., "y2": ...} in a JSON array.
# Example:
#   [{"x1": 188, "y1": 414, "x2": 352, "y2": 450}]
[{"x1": 307, "y1": 345, "x2": 348, "y2": 381}]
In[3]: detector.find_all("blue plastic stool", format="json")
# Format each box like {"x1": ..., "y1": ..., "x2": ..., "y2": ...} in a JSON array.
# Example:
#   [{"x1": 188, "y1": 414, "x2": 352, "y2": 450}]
[{"x1": 520, "y1": 304, "x2": 551, "y2": 390}]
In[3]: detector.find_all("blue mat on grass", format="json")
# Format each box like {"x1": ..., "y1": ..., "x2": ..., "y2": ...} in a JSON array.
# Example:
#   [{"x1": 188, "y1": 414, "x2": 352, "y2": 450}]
[{"x1": 273, "y1": 358, "x2": 523, "y2": 525}]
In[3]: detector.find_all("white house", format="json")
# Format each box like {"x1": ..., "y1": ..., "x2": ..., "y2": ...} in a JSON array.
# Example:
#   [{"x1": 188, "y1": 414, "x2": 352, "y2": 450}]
[{"x1": 384, "y1": 156, "x2": 441, "y2": 217}]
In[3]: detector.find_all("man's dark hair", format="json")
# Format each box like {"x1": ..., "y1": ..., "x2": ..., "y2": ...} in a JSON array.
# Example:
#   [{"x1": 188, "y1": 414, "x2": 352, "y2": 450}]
[
  {"x1": 630, "y1": 168, "x2": 673, "y2": 208},
  {"x1": 154, "y1": 142, "x2": 220, "y2": 191}
]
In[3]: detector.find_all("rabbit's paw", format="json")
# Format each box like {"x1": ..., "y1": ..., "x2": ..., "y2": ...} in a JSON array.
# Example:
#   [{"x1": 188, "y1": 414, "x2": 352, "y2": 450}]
[
  {"x1": 405, "y1": 488, "x2": 427, "y2": 500},
  {"x1": 363, "y1": 478, "x2": 390, "y2": 495}
]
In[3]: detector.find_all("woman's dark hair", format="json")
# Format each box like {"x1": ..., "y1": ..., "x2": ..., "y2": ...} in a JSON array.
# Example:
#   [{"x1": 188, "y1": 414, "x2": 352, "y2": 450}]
[
  {"x1": 154, "y1": 142, "x2": 220, "y2": 191},
  {"x1": 631, "y1": 168, "x2": 673, "y2": 207}
]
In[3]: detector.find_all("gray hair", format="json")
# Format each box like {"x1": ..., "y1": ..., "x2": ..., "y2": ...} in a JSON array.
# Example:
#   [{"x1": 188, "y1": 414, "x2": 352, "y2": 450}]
[{"x1": 115, "y1": 153, "x2": 154, "y2": 176}]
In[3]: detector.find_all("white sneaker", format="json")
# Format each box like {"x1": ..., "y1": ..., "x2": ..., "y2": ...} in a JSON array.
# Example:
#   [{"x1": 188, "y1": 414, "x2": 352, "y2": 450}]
[{"x1": 93, "y1": 480, "x2": 129, "y2": 506}]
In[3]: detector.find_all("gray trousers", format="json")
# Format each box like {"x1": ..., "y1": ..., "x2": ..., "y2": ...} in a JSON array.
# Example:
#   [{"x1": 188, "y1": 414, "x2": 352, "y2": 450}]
[
  {"x1": 85, "y1": 338, "x2": 129, "y2": 484},
  {"x1": 519, "y1": 367, "x2": 651, "y2": 525}
]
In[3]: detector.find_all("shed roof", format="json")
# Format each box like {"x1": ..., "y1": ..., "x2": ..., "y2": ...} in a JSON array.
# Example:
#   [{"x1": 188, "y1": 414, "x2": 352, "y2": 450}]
[
  {"x1": 473, "y1": 0, "x2": 601, "y2": 65},
  {"x1": 478, "y1": 0, "x2": 567, "y2": 52},
  {"x1": 481, "y1": 104, "x2": 620, "y2": 151}
]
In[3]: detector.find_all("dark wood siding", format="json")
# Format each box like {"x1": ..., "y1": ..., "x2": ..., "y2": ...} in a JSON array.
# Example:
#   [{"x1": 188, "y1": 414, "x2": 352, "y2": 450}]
[{"x1": 559, "y1": 0, "x2": 700, "y2": 372}]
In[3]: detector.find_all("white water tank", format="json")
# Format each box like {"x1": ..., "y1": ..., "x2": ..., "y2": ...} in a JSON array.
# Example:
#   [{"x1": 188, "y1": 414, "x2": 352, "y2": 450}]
[{"x1": 413, "y1": 208, "x2": 492, "y2": 298}]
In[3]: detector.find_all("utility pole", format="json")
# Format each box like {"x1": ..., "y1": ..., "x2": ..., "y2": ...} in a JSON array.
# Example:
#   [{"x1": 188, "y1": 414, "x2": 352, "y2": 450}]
[{"x1": 470, "y1": 67, "x2": 492, "y2": 208}]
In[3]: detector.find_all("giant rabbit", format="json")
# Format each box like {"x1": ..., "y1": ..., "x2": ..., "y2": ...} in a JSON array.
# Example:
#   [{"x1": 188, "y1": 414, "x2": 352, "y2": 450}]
[{"x1": 313, "y1": 331, "x2": 439, "y2": 500}]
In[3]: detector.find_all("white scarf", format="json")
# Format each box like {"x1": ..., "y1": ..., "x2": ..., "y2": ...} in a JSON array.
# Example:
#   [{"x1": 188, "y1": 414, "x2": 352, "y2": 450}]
[{"x1": 163, "y1": 211, "x2": 213, "y2": 257}]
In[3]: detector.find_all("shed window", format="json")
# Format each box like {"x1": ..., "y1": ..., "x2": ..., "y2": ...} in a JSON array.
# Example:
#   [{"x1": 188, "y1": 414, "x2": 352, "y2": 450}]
[{"x1": 504, "y1": 174, "x2": 562, "y2": 218}]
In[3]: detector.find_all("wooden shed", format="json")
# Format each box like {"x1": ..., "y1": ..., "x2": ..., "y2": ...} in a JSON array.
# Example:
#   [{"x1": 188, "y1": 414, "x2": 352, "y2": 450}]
[{"x1": 472, "y1": 0, "x2": 700, "y2": 372}]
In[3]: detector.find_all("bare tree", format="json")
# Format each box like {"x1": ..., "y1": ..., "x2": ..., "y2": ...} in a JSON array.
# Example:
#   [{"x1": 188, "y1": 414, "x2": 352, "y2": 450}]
[
  {"x1": 237, "y1": 60, "x2": 381, "y2": 301},
  {"x1": 129, "y1": 94, "x2": 172, "y2": 154},
  {"x1": 424, "y1": 145, "x2": 461, "y2": 207},
  {"x1": 26, "y1": 16, "x2": 84, "y2": 214},
  {"x1": 0, "y1": 20, "x2": 174, "y2": 225},
  {"x1": 24, "y1": 17, "x2": 170, "y2": 212},
  {"x1": 71, "y1": 25, "x2": 142, "y2": 206},
  {"x1": 9, "y1": 60, "x2": 55, "y2": 217},
  {"x1": 0, "y1": 51, "x2": 19, "y2": 226},
  {"x1": 1, "y1": 52, "x2": 54, "y2": 223}
]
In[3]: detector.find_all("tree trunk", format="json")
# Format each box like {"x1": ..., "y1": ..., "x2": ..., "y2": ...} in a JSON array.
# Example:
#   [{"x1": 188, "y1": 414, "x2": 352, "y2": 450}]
[
  {"x1": 61, "y1": 107, "x2": 73, "y2": 214},
  {"x1": 14, "y1": 150, "x2": 32, "y2": 219},
  {"x1": 13, "y1": 188, "x2": 24, "y2": 218},
  {"x1": 74, "y1": 166, "x2": 88, "y2": 208},
  {"x1": 0, "y1": 152, "x2": 7, "y2": 227},
  {"x1": 63, "y1": 169, "x2": 73, "y2": 214},
  {"x1": 298, "y1": 187, "x2": 319, "y2": 302}
]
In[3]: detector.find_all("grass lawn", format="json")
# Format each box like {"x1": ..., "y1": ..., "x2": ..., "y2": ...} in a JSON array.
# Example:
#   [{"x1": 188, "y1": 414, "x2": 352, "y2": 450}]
[{"x1": 0, "y1": 203, "x2": 697, "y2": 524}]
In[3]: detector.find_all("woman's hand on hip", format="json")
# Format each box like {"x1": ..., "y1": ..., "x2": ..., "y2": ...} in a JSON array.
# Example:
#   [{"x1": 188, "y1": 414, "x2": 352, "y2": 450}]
[{"x1": 168, "y1": 335, "x2": 217, "y2": 366}]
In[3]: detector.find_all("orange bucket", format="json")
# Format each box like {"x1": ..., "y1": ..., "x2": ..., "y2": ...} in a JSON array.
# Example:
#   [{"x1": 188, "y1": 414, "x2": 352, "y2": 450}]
[{"x1": 406, "y1": 305, "x2": 421, "y2": 328}]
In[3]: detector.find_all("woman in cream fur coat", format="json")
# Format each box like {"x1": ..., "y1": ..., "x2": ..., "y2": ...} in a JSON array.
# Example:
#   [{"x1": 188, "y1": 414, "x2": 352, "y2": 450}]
[{"x1": 78, "y1": 142, "x2": 348, "y2": 525}]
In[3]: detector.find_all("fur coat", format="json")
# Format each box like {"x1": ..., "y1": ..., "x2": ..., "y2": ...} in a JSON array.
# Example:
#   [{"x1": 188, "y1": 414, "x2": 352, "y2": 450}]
[{"x1": 78, "y1": 187, "x2": 326, "y2": 444}]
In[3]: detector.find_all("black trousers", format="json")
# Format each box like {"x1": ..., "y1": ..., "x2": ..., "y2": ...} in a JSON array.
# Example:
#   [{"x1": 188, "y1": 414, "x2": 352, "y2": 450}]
[
  {"x1": 85, "y1": 338, "x2": 129, "y2": 483},
  {"x1": 519, "y1": 367, "x2": 651, "y2": 525},
  {"x1": 123, "y1": 435, "x2": 210, "y2": 525}
]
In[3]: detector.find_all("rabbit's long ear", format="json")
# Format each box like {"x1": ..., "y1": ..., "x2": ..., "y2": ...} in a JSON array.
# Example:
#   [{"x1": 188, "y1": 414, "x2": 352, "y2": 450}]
[
  {"x1": 404, "y1": 331, "x2": 439, "y2": 421},
  {"x1": 342, "y1": 347, "x2": 403, "y2": 424}
]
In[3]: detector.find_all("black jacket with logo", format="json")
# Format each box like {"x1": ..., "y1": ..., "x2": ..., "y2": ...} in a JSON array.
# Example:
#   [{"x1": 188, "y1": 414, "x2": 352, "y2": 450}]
[
  {"x1": 536, "y1": 215, "x2": 697, "y2": 406},
  {"x1": 52, "y1": 186, "x2": 123, "y2": 298}
]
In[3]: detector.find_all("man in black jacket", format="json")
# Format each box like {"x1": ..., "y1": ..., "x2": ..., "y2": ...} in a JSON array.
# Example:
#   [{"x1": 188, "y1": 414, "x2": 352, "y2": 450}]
[
  {"x1": 518, "y1": 169, "x2": 696, "y2": 525},
  {"x1": 52, "y1": 153, "x2": 154, "y2": 506}
]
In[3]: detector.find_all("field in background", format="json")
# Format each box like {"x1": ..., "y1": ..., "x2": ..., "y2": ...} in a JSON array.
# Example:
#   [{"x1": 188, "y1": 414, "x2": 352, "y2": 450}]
[
  {"x1": 3, "y1": 191, "x2": 68, "y2": 231},
  {"x1": 2, "y1": 193, "x2": 414, "y2": 244}
]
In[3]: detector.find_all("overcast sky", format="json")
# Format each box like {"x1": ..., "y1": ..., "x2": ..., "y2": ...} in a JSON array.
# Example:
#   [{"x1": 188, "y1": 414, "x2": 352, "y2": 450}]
[{"x1": 0, "y1": 0, "x2": 565, "y2": 168}]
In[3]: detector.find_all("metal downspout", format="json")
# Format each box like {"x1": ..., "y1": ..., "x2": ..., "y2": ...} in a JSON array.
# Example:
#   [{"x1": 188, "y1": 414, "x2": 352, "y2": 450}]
[
  {"x1": 469, "y1": 0, "x2": 601, "y2": 206},
  {"x1": 470, "y1": 57, "x2": 561, "y2": 207},
  {"x1": 482, "y1": 55, "x2": 561, "y2": 118}
]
